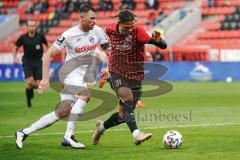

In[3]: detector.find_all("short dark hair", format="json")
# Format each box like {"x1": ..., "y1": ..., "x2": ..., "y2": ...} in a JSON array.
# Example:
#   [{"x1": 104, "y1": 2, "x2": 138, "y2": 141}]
[
  {"x1": 116, "y1": 9, "x2": 136, "y2": 23},
  {"x1": 79, "y1": 4, "x2": 96, "y2": 13}
]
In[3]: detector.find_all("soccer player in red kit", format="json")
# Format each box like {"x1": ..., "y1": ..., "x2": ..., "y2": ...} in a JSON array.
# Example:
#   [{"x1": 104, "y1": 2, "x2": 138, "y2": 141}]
[{"x1": 93, "y1": 9, "x2": 167, "y2": 145}]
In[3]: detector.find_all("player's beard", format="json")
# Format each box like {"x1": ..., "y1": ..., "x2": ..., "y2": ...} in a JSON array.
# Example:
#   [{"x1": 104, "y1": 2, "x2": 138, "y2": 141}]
[{"x1": 89, "y1": 24, "x2": 95, "y2": 30}]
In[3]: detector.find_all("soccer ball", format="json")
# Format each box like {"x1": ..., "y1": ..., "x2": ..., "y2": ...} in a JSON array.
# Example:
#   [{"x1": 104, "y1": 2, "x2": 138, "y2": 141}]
[{"x1": 163, "y1": 130, "x2": 183, "y2": 149}]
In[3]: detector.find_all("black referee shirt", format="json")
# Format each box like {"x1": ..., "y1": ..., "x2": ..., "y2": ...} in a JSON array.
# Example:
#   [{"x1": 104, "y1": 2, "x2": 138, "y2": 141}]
[{"x1": 15, "y1": 33, "x2": 48, "y2": 61}]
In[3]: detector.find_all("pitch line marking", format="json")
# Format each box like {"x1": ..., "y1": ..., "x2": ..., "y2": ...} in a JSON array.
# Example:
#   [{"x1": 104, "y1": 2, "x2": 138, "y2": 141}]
[{"x1": 1, "y1": 122, "x2": 240, "y2": 139}]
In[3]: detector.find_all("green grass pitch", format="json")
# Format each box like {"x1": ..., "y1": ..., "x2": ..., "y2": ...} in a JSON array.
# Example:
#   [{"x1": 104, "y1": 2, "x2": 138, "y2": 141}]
[{"x1": 0, "y1": 82, "x2": 240, "y2": 160}]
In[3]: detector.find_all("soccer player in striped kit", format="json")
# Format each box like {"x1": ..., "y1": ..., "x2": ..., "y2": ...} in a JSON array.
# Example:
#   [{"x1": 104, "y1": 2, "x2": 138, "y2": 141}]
[{"x1": 93, "y1": 9, "x2": 167, "y2": 145}]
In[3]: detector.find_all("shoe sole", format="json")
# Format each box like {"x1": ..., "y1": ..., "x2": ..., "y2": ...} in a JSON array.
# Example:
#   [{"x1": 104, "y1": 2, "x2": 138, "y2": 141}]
[
  {"x1": 135, "y1": 134, "x2": 152, "y2": 146},
  {"x1": 61, "y1": 144, "x2": 85, "y2": 149},
  {"x1": 61, "y1": 142, "x2": 85, "y2": 149}
]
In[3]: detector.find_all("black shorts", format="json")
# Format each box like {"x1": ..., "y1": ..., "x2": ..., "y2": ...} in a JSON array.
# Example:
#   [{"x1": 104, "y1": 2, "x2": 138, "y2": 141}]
[
  {"x1": 109, "y1": 72, "x2": 142, "y2": 104},
  {"x1": 22, "y1": 59, "x2": 42, "y2": 80}
]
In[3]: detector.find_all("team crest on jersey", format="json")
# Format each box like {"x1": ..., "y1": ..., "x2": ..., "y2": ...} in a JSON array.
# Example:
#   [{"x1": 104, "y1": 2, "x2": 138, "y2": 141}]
[
  {"x1": 125, "y1": 35, "x2": 132, "y2": 42},
  {"x1": 89, "y1": 36, "x2": 95, "y2": 43},
  {"x1": 76, "y1": 37, "x2": 81, "y2": 41}
]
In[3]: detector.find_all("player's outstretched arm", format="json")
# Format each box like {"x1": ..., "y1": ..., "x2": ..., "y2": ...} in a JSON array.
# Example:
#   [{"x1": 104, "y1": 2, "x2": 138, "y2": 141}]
[
  {"x1": 38, "y1": 45, "x2": 60, "y2": 94},
  {"x1": 148, "y1": 31, "x2": 167, "y2": 49}
]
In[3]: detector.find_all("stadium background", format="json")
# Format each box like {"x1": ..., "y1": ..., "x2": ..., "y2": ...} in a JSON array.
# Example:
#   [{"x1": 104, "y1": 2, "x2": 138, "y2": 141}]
[{"x1": 0, "y1": 0, "x2": 240, "y2": 160}]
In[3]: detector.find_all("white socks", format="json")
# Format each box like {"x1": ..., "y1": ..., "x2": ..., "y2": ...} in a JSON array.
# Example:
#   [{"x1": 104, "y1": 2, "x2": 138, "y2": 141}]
[
  {"x1": 132, "y1": 129, "x2": 140, "y2": 138},
  {"x1": 64, "y1": 99, "x2": 86, "y2": 139},
  {"x1": 99, "y1": 123, "x2": 105, "y2": 132},
  {"x1": 22, "y1": 99, "x2": 87, "y2": 138},
  {"x1": 23, "y1": 112, "x2": 59, "y2": 135}
]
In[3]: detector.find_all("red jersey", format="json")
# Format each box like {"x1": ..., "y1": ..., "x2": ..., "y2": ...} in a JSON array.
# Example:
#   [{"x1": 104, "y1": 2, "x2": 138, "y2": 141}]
[{"x1": 106, "y1": 23, "x2": 151, "y2": 81}]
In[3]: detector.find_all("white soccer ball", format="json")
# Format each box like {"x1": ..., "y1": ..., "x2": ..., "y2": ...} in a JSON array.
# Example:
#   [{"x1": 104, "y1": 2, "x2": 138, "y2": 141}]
[
  {"x1": 225, "y1": 77, "x2": 233, "y2": 83},
  {"x1": 163, "y1": 130, "x2": 183, "y2": 149}
]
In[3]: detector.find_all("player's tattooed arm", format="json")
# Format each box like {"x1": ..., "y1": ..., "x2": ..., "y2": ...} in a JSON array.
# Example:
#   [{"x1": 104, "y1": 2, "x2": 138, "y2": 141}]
[{"x1": 148, "y1": 31, "x2": 167, "y2": 49}]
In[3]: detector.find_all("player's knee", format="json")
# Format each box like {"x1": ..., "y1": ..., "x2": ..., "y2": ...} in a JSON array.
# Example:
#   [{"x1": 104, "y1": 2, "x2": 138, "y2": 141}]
[
  {"x1": 55, "y1": 101, "x2": 71, "y2": 119},
  {"x1": 118, "y1": 111, "x2": 125, "y2": 119},
  {"x1": 55, "y1": 107, "x2": 70, "y2": 119},
  {"x1": 26, "y1": 77, "x2": 34, "y2": 88},
  {"x1": 117, "y1": 87, "x2": 133, "y2": 101},
  {"x1": 77, "y1": 88, "x2": 91, "y2": 102},
  {"x1": 118, "y1": 104, "x2": 126, "y2": 118},
  {"x1": 77, "y1": 93, "x2": 91, "y2": 102}
]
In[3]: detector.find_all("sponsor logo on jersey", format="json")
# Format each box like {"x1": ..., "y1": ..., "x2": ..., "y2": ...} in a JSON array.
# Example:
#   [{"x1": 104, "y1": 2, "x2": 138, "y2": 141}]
[{"x1": 75, "y1": 44, "x2": 97, "y2": 53}]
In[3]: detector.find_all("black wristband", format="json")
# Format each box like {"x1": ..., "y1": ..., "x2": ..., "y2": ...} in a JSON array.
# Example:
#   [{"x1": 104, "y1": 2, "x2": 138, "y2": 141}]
[
  {"x1": 148, "y1": 38, "x2": 167, "y2": 49},
  {"x1": 100, "y1": 42, "x2": 110, "y2": 50}
]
